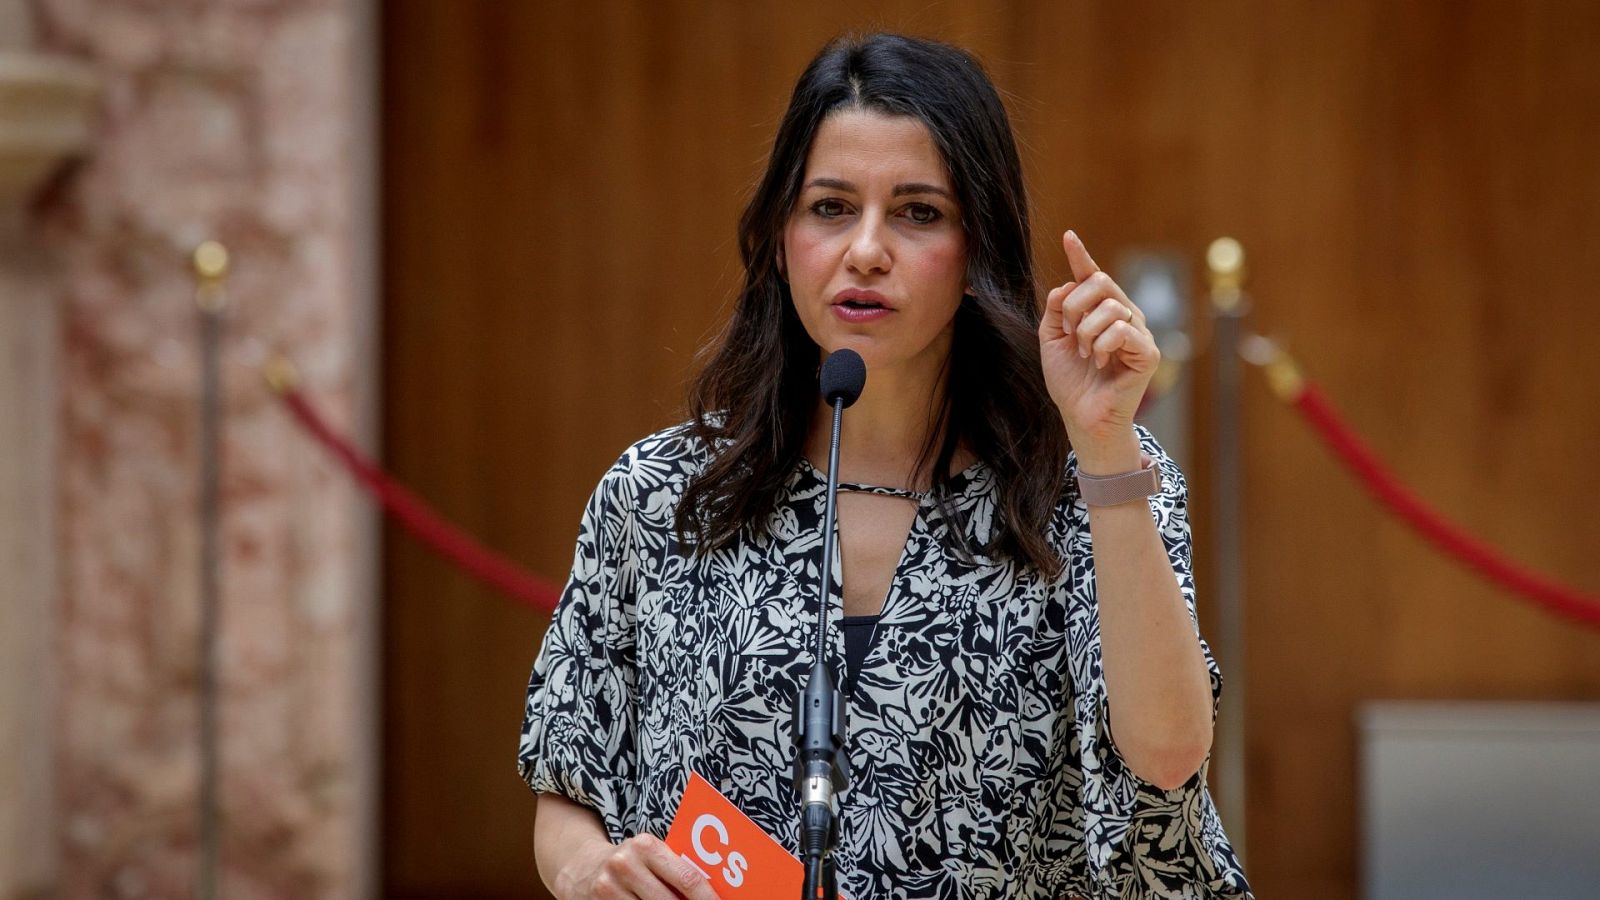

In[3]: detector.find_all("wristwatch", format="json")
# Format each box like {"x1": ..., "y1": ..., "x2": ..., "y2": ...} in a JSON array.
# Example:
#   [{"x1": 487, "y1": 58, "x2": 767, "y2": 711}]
[{"x1": 1076, "y1": 453, "x2": 1161, "y2": 507}]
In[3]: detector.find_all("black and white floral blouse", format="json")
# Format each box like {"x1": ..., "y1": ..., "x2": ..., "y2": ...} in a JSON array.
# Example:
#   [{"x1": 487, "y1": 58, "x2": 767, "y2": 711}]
[{"x1": 519, "y1": 423, "x2": 1252, "y2": 899}]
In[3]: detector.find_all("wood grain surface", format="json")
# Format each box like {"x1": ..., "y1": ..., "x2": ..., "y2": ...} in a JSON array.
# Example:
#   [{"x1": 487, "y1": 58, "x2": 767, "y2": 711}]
[{"x1": 381, "y1": 3, "x2": 1600, "y2": 897}]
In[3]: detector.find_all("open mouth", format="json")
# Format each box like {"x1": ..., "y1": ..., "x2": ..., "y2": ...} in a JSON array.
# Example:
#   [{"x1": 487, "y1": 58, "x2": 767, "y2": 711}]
[{"x1": 831, "y1": 291, "x2": 893, "y2": 320}]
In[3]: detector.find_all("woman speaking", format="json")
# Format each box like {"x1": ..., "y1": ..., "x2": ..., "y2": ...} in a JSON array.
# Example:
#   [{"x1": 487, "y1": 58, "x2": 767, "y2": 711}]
[{"x1": 519, "y1": 32, "x2": 1251, "y2": 900}]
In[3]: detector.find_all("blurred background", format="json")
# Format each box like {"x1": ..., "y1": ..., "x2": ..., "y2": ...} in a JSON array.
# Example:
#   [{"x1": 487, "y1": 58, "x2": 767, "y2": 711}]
[{"x1": 3, "y1": 1, "x2": 1599, "y2": 898}]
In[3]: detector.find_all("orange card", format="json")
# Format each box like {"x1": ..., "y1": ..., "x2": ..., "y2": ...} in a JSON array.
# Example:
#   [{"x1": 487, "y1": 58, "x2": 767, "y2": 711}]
[{"x1": 664, "y1": 771, "x2": 846, "y2": 899}]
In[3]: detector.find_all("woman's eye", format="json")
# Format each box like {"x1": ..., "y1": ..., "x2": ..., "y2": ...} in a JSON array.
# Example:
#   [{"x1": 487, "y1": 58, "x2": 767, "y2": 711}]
[
  {"x1": 904, "y1": 203, "x2": 942, "y2": 225},
  {"x1": 811, "y1": 199, "x2": 847, "y2": 218}
]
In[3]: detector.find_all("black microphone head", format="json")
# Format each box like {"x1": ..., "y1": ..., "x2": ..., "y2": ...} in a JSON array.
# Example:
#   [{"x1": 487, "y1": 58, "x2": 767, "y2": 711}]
[{"x1": 819, "y1": 349, "x2": 866, "y2": 408}]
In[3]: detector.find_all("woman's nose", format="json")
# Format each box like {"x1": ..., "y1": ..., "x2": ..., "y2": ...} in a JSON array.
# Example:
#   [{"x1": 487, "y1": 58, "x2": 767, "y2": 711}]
[{"x1": 844, "y1": 213, "x2": 891, "y2": 275}]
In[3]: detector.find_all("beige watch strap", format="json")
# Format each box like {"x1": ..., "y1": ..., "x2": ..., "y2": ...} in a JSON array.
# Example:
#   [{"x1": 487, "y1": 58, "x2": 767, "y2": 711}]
[{"x1": 1076, "y1": 452, "x2": 1161, "y2": 507}]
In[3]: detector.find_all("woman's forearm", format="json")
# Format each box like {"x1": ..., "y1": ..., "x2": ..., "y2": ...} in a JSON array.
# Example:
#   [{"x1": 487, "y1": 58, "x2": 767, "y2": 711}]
[
  {"x1": 534, "y1": 792, "x2": 613, "y2": 896},
  {"x1": 1077, "y1": 438, "x2": 1215, "y2": 790}
]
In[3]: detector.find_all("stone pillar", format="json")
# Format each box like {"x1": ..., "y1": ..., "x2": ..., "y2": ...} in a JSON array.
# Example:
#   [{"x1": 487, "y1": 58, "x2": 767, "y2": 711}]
[
  {"x1": 21, "y1": 0, "x2": 379, "y2": 896},
  {"x1": 0, "y1": 4, "x2": 97, "y2": 895}
]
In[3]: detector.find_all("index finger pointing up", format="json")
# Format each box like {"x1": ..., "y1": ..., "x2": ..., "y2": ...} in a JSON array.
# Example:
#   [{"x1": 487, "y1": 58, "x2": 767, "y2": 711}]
[{"x1": 1063, "y1": 230, "x2": 1101, "y2": 284}]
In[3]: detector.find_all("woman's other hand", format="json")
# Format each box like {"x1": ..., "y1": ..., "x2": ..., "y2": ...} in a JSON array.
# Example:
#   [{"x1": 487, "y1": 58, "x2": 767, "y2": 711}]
[
  {"x1": 554, "y1": 832, "x2": 718, "y2": 900},
  {"x1": 536, "y1": 792, "x2": 717, "y2": 900},
  {"x1": 1038, "y1": 230, "x2": 1160, "y2": 469}
]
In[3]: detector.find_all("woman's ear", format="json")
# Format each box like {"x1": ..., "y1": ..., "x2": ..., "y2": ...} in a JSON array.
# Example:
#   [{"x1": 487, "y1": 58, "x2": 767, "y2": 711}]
[{"x1": 776, "y1": 246, "x2": 788, "y2": 281}]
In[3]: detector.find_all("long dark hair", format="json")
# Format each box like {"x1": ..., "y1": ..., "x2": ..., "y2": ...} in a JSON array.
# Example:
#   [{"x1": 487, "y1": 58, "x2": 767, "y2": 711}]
[{"x1": 676, "y1": 32, "x2": 1069, "y2": 575}]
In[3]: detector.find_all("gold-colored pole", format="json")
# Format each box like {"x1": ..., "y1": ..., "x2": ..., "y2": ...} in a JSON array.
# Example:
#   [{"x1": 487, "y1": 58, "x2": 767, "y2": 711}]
[
  {"x1": 1206, "y1": 236, "x2": 1249, "y2": 861},
  {"x1": 192, "y1": 240, "x2": 228, "y2": 900}
]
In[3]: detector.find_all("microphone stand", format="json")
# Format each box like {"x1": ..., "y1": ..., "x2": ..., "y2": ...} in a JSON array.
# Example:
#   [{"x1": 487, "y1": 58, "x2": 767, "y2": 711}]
[{"x1": 794, "y1": 393, "x2": 849, "y2": 900}]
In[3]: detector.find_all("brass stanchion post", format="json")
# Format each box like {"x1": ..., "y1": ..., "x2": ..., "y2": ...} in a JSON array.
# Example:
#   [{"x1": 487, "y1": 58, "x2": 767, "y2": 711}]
[
  {"x1": 193, "y1": 240, "x2": 228, "y2": 900},
  {"x1": 1206, "y1": 237, "x2": 1248, "y2": 860}
]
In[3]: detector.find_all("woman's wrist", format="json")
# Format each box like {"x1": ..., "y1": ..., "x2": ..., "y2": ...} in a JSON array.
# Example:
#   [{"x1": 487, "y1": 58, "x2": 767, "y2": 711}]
[
  {"x1": 551, "y1": 836, "x2": 615, "y2": 899},
  {"x1": 535, "y1": 792, "x2": 617, "y2": 899},
  {"x1": 1067, "y1": 424, "x2": 1142, "y2": 476}
]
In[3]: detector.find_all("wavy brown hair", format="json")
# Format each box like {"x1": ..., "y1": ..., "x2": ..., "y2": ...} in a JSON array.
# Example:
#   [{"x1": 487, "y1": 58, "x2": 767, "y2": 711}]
[{"x1": 676, "y1": 32, "x2": 1069, "y2": 575}]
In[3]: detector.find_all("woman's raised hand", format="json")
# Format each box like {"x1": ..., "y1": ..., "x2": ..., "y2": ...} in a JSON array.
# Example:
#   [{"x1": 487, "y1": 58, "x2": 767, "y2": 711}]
[
  {"x1": 555, "y1": 833, "x2": 718, "y2": 900},
  {"x1": 1038, "y1": 230, "x2": 1160, "y2": 467}
]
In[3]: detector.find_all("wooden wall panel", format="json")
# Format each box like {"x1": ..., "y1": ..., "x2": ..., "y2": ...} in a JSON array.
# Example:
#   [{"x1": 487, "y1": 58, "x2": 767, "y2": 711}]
[{"x1": 381, "y1": 2, "x2": 1600, "y2": 897}]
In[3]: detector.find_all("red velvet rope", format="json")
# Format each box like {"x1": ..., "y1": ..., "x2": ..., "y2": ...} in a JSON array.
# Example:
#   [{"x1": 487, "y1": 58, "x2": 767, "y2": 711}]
[
  {"x1": 275, "y1": 370, "x2": 1600, "y2": 628},
  {"x1": 1293, "y1": 383, "x2": 1600, "y2": 627},
  {"x1": 279, "y1": 387, "x2": 563, "y2": 613}
]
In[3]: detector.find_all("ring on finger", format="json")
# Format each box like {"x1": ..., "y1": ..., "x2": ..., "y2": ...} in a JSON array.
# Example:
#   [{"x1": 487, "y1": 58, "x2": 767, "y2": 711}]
[{"x1": 1124, "y1": 306, "x2": 1136, "y2": 324}]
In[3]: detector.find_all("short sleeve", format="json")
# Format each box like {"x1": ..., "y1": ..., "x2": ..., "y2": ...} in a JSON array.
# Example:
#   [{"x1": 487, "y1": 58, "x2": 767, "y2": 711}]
[
  {"x1": 517, "y1": 454, "x2": 641, "y2": 843},
  {"x1": 1065, "y1": 426, "x2": 1252, "y2": 898}
]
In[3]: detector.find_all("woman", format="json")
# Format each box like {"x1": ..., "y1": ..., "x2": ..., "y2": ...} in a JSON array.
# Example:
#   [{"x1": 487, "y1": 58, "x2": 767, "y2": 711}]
[{"x1": 520, "y1": 33, "x2": 1251, "y2": 899}]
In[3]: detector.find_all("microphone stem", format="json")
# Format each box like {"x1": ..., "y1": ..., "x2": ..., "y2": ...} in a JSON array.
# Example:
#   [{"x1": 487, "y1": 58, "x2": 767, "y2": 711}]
[
  {"x1": 817, "y1": 398, "x2": 843, "y2": 663},
  {"x1": 795, "y1": 393, "x2": 849, "y2": 900}
]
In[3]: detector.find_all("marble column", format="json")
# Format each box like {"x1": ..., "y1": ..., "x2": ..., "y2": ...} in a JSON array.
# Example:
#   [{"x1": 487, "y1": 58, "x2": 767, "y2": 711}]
[
  {"x1": 0, "y1": 4, "x2": 97, "y2": 896},
  {"x1": 20, "y1": 0, "x2": 379, "y2": 896}
]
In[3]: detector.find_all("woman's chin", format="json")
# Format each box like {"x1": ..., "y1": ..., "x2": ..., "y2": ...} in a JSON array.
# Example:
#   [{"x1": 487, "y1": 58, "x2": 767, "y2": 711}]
[{"x1": 819, "y1": 335, "x2": 892, "y2": 369}]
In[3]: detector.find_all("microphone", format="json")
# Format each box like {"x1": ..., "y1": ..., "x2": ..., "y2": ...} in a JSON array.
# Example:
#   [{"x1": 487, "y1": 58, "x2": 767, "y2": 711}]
[
  {"x1": 819, "y1": 348, "x2": 866, "y2": 408},
  {"x1": 794, "y1": 348, "x2": 865, "y2": 900}
]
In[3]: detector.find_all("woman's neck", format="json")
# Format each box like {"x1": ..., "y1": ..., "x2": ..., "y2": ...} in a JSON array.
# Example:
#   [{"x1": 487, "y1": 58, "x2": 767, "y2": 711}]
[{"x1": 803, "y1": 351, "x2": 964, "y2": 490}]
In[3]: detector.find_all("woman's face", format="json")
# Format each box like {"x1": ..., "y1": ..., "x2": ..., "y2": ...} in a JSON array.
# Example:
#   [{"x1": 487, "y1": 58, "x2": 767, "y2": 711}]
[{"x1": 782, "y1": 108, "x2": 969, "y2": 380}]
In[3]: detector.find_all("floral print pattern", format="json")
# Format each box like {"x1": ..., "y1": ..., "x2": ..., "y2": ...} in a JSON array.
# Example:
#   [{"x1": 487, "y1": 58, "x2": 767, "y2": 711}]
[{"x1": 519, "y1": 423, "x2": 1251, "y2": 899}]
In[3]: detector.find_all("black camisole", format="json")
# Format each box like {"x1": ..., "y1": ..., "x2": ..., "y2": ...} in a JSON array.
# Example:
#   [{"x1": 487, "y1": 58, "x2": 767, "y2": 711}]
[{"x1": 840, "y1": 614, "x2": 878, "y2": 691}]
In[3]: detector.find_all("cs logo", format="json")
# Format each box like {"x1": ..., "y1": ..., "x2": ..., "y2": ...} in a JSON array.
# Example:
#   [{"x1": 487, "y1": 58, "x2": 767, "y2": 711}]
[{"x1": 682, "y1": 812, "x2": 750, "y2": 888}]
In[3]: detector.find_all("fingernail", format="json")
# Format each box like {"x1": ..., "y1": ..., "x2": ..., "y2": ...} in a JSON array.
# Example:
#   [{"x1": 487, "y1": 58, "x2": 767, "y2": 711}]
[
  {"x1": 1079, "y1": 345, "x2": 1090, "y2": 358},
  {"x1": 1067, "y1": 229, "x2": 1077, "y2": 242}
]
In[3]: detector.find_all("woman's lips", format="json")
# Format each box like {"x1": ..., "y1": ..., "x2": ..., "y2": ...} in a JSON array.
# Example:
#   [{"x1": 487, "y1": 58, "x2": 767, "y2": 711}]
[
  {"x1": 831, "y1": 289, "x2": 893, "y2": 323},
  {"x1": 831, "y1": 303, "x2": 893, "y2": 323}
]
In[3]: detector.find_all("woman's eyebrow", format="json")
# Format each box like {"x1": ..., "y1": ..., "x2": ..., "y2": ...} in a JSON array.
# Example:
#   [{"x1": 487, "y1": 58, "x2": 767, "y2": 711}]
[
  {"x1": 891, "y1": 182, "x2": 953, "y2": 199},
  {"x1": 802, "y1": 177, "x2": 856, "y2": 193},
  {"x1": 803, "y1": 177, "x2": 953, "y2": 199}
]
